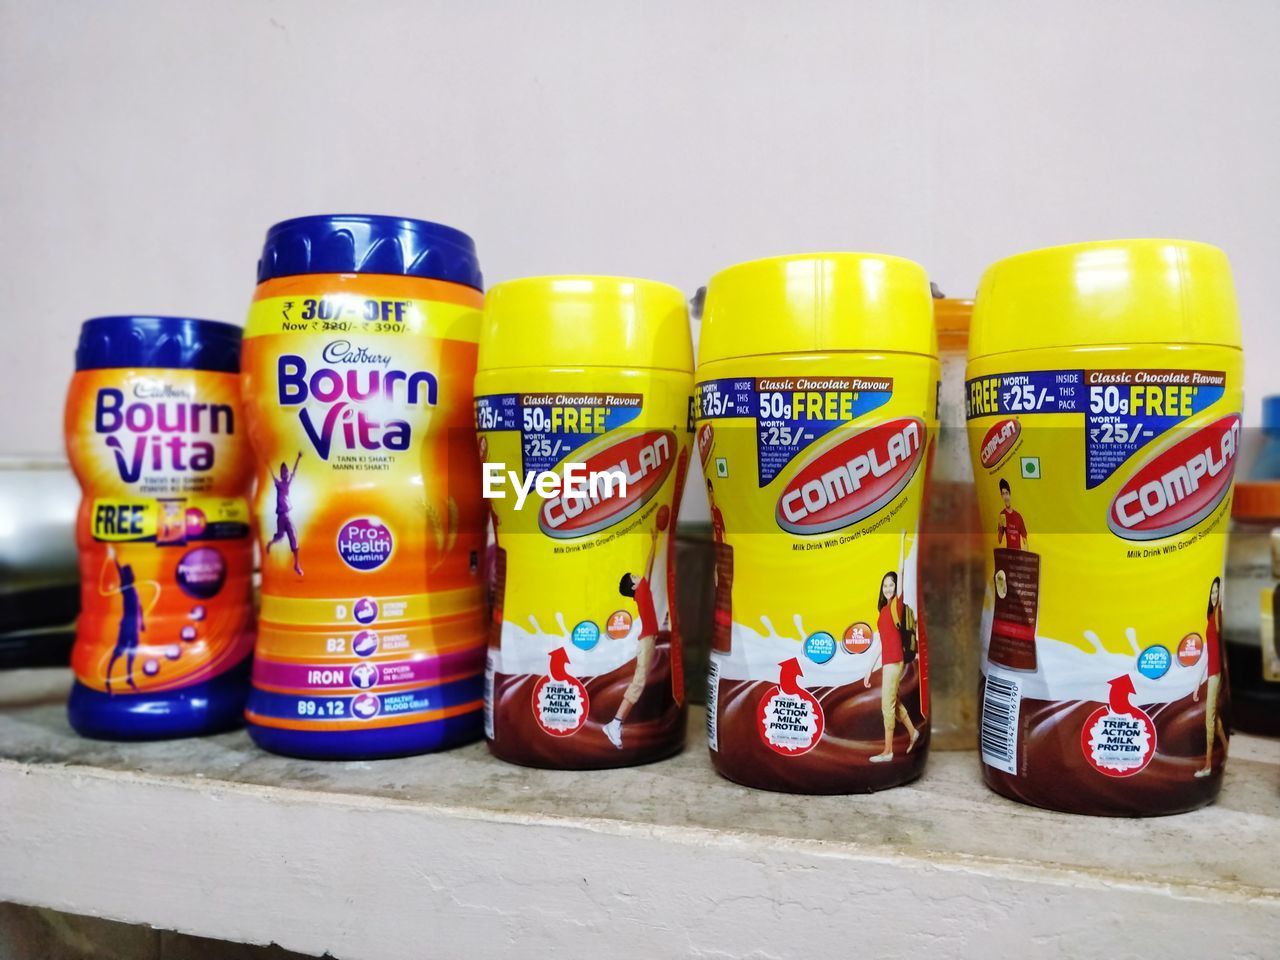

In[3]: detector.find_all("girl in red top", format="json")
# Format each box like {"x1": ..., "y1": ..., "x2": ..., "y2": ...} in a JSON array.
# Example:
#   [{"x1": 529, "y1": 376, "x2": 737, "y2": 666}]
[
  {"x1": 864, "y1": 570, "x2": 920, "y2": 763},
  {"x1": 1194, "y1": 576, "x2": 1225, "y2": 778}
]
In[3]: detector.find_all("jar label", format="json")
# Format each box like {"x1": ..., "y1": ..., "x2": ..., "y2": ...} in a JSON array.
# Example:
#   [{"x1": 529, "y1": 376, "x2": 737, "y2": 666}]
[
  {"x1": 966, "y1": 357, "x2": 1240, "y2": 813},
  {"x1": 477, "y1": 376, "x2": 693, "y2": 766},
  {"x1": 241, "y1": 275, "x2": 486, "y2": 735},
  {"x1": 66, "y1": 368, "x2": 255, "y2": 694},
  {"x1": 694, "y1": 359, "x2": 938, "y2": 791}
]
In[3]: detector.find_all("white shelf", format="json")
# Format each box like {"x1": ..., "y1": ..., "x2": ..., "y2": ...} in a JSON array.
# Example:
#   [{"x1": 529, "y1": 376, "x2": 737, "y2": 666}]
[{"x1": 1, "y1": 668, "x2": 1277, "y2": 960}]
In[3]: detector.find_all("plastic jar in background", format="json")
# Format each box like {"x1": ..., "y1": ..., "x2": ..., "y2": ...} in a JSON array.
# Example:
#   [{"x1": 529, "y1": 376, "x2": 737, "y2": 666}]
[
  {"x1": 242, "y1": 215, "x2": 487, "y2": 759},
  {"x1": 697, "y1": 253, "x2": 939, "y2": 794},
  {"x1": 1250, "y1": 396, "x2": 1280, "y2": 477},
  {"x1": 1224, "y1": 394, "x2": 1280, "y2": 737},
  {"x1": 967, "y1": 239, "x2": 1243, "y2": 816},
  {"x1": 476, "y1": 276, "x2": 693, "y2": 768},
  {"x1": 921, "y1": 295, "x2": 985, "y2": 750},
  {"x1": 65, "y1": 316, "x2": 255, "y2": 739}
]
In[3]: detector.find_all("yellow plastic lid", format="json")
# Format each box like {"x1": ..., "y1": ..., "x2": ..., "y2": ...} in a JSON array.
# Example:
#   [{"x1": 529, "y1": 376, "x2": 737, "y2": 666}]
[
  {"x1": 700, "y1": 253, "x2": 936, "y2": 365},
  {"x1": 478, "y1": 275, "x2": 693, "y2": 373},
  {"x1": 971, "y1": 239, "x2": 1242, "y2": 361}
]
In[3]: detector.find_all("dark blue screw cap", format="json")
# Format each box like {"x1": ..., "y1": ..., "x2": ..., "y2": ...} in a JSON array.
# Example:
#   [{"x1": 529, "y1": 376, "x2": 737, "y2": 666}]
[
  {"x1": 255, "y1": 214, "x2": 483, "y2": 290},
  {"x1": 74, "y1": 316, "x2": 243, "y2": 373}
]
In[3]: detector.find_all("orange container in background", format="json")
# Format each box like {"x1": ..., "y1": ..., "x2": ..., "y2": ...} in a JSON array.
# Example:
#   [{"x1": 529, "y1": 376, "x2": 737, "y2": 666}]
[{"x1": 921, "y1": 296, "x2": 985, "y2": 749}]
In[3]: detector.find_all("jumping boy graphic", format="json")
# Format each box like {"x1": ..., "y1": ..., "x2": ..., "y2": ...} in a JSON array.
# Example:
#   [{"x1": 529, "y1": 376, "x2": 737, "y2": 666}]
[
  {"x1": 266, "y1": 451, "x2": 304, "y2": 575},
  {"x1": 997, "y1": 478, "x2": 1029, "y2": 550},
  {"x1": 100, "y1": 545, "x2": 157, "y2": 694},
  {"x1": 603, "y1": 523, "x2": 662, "y2": 749}
]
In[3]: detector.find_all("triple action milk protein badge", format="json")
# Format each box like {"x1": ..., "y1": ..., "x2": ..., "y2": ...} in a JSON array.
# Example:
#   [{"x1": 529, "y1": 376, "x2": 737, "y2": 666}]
[
  {"x1": 697, "y1": 254, "x2": 939, "y2": 793},
  {"x1": 242, "y1": 216, "x2": 488, "y2": 760},
  {"x1": 967, "y1": 240, "x2": 1244, "y2": 816},
  {"x1": 476, "y1": 277, "x2": 693, "y2": 769}
]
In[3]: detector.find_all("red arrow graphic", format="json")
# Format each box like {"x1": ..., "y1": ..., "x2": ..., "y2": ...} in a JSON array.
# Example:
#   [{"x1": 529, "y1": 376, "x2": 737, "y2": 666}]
[
  {"x1": 548, "y1": 647, "x2": 572, "y2": 682},
  {"x1": 1107, "y1": 674, "x2": 1137, "y2": 714},
  {"x1": 778, "y1": 657, "x2": 804, "y2": 696}
]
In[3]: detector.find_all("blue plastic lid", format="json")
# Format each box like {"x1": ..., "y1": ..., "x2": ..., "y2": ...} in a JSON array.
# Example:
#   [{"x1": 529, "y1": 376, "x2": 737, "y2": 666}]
[
  {"x1": 75, "y1": 316, "x2": 242, "y2": 373},
  {"x1": 256, "y1": 214, "x2": 483, "y2": 290},
  {"x1": 1263, "y1": 395, "x2": 1280, "y2": 431}
]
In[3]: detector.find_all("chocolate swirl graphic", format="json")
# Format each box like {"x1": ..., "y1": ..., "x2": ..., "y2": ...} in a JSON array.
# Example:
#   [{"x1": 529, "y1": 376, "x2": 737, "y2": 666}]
[
  {"x1": 488, "y1": 634, "x2": 685, "y2": 769},
  {"x1": 710, "y1": 662, "x2": 929, "y2": 794},
  {"x1": 979, "y1": 679, "x2": 1228, "y2": 816}
]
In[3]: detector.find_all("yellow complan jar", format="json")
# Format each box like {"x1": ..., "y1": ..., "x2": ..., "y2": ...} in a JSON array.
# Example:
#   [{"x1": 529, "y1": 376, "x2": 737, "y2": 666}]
[
  {"x1": 967, "y1": 240, "x2": 1244, "y2": 816},
  {"x1": 475, "y1": 276, "x2": 694, "y2": 769},
  {"x1": 697, "y1": 253, "x2": 939, "y2": 794}
]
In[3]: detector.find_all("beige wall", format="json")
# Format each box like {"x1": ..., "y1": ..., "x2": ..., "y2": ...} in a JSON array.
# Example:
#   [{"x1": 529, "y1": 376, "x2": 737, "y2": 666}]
[{"x1": 3, "y1": 0, "x2": 1277, "y2": 464}]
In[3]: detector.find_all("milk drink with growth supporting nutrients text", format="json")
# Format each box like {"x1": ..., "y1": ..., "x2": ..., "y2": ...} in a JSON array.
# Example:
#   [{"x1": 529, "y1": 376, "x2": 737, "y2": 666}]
[{"x1": 697, "y1": 253, "x2": 939, "y2": 793}]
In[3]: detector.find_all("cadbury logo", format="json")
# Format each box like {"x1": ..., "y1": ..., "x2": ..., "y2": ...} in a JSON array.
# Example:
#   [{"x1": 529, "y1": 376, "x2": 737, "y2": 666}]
[
  {"x1": 539, "y1": 430, "x2": 675, "y2": 538},
  {"x1": 320, "y1": 340, "x2": 392, "y2": 367},
  {"x1": 980, "y1": 417, "x2": 1020, "y2": 469},
  {"x1": 776, "y1": 418, "x2": 925, "y2": 535},
  {"x1": 277, "y1": 353, "x2": 438, "y2": 459},
  {"x1": 1108, "y1": 415, "x2": 1240, "y2": 541}
]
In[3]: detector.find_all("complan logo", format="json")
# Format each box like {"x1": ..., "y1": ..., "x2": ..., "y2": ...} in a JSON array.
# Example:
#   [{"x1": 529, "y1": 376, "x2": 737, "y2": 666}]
[
  {"x1": 1108, "y1": 414, "x2": 1240, "y2": 541},
  {"x1": 776, "y1": 418, "x2": 925, "y2": 535},
  {"x1": 980, "y1": 417, "x2": 1021, "y2": 469},
  {"x1": 539, "y1": 430, "x2": 676, "y2": 538}
]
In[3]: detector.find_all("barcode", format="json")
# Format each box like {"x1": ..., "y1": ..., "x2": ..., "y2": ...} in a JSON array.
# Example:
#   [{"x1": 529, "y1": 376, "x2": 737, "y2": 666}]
[
  {"x1": 980, "y1": 673, "x2": 1021, "y2": 775},
  {"x1": 483, "y1": 651, "x2": 496, "y2": 740},
  {"x1": 706, "y1": 659, "x2": 720, "y2": 752}
]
